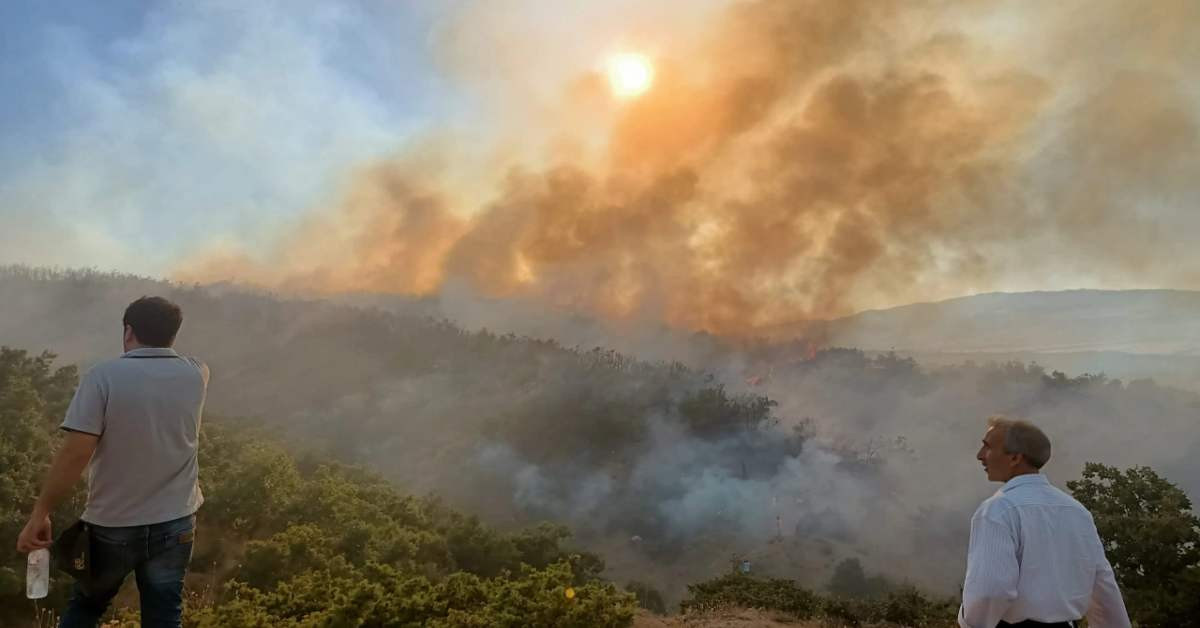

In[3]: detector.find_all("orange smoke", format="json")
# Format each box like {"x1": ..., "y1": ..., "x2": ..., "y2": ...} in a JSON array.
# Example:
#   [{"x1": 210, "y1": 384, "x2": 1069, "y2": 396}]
[{"x1": 175, "y1": 0, "x2": 1199, "y2": 337}]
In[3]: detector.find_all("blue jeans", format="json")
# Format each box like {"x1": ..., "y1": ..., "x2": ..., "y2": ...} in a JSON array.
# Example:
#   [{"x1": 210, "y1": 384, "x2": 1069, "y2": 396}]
[{"x1": 59, "y1": 514, "x2": 195, "y2": 628}]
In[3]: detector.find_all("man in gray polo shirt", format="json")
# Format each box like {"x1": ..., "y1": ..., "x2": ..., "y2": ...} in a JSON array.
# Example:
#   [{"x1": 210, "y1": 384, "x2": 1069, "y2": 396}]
[{"x1": 16, "y1": 296, "x2": 209, "y2": 628}]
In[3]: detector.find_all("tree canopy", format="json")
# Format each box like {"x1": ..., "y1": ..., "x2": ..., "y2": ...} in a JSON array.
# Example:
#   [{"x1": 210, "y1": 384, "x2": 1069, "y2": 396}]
[{"x1": 1068, "y1": 462, "x2": 1200, "y2": 626}]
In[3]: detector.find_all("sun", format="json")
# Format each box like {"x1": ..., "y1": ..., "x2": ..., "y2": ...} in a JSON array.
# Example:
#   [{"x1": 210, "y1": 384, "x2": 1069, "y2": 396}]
[{"x1": 606, "y1": 52, "x2": 654, "y2": 99}]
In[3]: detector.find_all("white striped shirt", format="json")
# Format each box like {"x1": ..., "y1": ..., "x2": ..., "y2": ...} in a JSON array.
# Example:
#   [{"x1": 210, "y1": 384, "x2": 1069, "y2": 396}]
[{"x1": 958, "y1": 473, "x2": 1131, "y2": 628}]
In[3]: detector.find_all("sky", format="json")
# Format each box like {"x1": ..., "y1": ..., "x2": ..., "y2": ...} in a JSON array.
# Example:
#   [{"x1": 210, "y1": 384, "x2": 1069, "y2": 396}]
[
  {"x1": 0, "y1": 0, "x2": 719, "y2": 270},
  {"x1": 0, "y1": 0, "x2": 455, "y2": 270},
  {"x1": 2, "y1": 1, "x2": 1198, "y2": 334}
]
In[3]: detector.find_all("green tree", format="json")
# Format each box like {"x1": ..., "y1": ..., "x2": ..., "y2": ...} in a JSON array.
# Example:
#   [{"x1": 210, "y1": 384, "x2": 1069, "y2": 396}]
[
  {"x1": 0, "y1": 348, "x2": 83, "y2": 621},
  {"x1": 1068, "y1": 463, "x2": 1200, "y2": 626}
]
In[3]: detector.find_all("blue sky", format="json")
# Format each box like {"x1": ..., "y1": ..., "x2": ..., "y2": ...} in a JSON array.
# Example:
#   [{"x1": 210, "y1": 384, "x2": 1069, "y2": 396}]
[
  {"x1": 0, "y1": 0, "x2": 462, "y2": 272},
  {"x1": 0, "y1": 0, "x2": 724, "y2": 277}
]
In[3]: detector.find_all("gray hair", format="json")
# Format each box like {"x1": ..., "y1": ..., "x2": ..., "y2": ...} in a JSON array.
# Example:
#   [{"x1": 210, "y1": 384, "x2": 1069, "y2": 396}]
[{"x1": 987, "y1": 415, "x2": 1052, "y2": 469}]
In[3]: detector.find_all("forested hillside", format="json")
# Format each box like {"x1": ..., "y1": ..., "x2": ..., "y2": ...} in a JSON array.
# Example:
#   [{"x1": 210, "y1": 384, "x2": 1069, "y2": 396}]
[
  {"x1": 5, "y1": 348, "x2": 1197, "y2": 626},
  {"x1": 0, "y1": 347, "x2": 636, "y2": 626},
  {"x1": 3, "y1": 267, "x2": 1199, "y2": 602}
]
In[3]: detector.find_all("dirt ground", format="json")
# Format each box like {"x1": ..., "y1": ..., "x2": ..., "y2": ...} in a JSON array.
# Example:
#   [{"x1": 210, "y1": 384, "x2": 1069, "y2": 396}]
[
  {"x1": 633, "y1": 608, "x2": 826, "y2": 627},
  {"x1": 632, "y1": 609, "x2": 918, "y2": 628}
]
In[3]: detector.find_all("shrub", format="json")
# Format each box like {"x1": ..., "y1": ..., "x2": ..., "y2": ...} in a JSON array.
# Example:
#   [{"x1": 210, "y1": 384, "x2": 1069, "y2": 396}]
[{"x1": 680, "y1": 573, "x2": 956, "y2": 627}]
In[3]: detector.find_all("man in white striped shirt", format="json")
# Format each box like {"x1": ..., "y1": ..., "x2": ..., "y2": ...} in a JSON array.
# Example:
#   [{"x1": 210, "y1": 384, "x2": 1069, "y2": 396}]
[{"x1": 959, "y1": 416, "x2": 1131, "y2": 628}]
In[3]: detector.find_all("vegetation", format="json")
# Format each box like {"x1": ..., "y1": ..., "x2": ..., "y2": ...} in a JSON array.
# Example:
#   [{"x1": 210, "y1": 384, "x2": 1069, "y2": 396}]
[
  {"x1": 1068, "y1": 463, "x2": 1200, "y2": 627},
  {"x1": 827, "y1": 558, "x2": 892, "y2": 599},
  {"x1": 3, "y1": 268, "x2": 1200, "y2": 624},
  {"x1": 0, "y1": 347, "x2": 636, "y2": 627},
  {"x1": 0, "y1": 348, "x2": 85, "y2": 614},
  {"x1": 676, "y1": 465, "x2": 1200, "y2": 628},
  {"x1": 625, "y1": 580, "x2": 667, "y2": 614},
  {"x1": 680, "y1": 573, "x2": 957, "y2": 627}
]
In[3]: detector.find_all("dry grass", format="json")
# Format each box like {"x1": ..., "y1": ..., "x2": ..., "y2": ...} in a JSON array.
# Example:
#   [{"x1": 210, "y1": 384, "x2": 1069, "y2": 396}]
[
  {"x1": 634, "y1": 608, "x2": 817, "y2": 627},
  {"x1": 632, "y1": 608, "x2": 921, "y2": 628}
]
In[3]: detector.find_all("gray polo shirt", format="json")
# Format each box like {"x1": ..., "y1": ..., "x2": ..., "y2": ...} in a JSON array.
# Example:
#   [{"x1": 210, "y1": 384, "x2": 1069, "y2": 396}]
[{"x1": 61, "y1": 347, "x2": 209, "y2": 527}]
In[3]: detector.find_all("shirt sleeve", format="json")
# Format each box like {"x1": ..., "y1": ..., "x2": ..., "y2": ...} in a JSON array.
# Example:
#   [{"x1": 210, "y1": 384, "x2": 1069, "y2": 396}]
[
  {"x1": 188, "y1": 357, "x2": 210, "y2": 386},
  {"x1": 1086, "y1": 557, "x2": 1131, "y2": 627},
  {"x1": 959, "y1": 506, "x2": 1019, "y2": 628},
  {"x1": 60, "y1": 367, "x2": 107, "y2": 436}
]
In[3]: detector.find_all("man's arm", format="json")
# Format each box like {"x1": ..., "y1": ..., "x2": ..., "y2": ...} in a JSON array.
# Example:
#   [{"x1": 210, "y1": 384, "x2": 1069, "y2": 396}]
[
  {"x1": 1086, "y1": 558, "x2": 1132, "y2": 627},
  {"x1": 958, "y1": 510, "x2": 1019, "y2": 628},
  {"x1": 15, "y1": 431, "x2": 99, "y2": 553}
]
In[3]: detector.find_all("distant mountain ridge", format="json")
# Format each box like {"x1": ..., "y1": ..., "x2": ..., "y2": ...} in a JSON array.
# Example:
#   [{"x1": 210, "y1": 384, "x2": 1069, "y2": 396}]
[{"x1": 822, "y1": 289, "x2": 1200, "y2": 356}]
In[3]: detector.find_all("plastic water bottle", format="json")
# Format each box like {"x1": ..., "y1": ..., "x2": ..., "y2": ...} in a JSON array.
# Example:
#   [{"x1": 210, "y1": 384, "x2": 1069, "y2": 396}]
[{"x1": 26, "y1": 548, "x2": 49, "y2": 599}]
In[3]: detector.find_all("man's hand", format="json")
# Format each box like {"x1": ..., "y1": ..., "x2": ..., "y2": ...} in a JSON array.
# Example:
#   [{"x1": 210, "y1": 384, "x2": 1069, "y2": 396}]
[{"x1": 16, "y1": 513, "x2": 52, "y2": 553}]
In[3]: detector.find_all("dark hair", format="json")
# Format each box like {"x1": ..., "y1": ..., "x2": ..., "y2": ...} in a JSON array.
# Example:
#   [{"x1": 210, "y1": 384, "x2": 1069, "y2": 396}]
[{"x1": 122, "y1": 296, "x2": 183, "y2": 347}]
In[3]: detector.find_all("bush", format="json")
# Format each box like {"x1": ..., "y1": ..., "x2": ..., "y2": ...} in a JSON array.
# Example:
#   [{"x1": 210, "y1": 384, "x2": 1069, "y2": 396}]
[
  {"x1": 827, "y1": 557, "x2": 892, "y2": 598},
  {"x1": 681, "y1": 573, "x2": 821, "y2": 618},
  {"x1": 680, "y1": 573, "x2": 956, "y2": 627},
  {"x1": 874, "y1": 586, "x2": 959, "y2": 626},
  {"x1": 190, "y1": 559, "x2": 635, "y2": 627},
  {"x1": 0, "y1": 349, "x2": 84, "y2": 622},
  {"x1": 190, "y1": 426, "x2": 634, "y2": 626}
]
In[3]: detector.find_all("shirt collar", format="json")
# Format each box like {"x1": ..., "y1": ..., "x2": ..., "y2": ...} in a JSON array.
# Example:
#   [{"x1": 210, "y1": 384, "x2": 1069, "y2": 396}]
[
  {"x1": 121, "y1": 347, "x2": 180, "y2": 358},
  {"x1": 1001, "y1": 472, "x2": 1047, "y2": 492}
]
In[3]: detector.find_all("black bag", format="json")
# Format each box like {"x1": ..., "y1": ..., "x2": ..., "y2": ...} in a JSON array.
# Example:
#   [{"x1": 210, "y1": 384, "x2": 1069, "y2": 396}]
[{"x1": 53, "y1": 520, "x2": 91, "y2": 585}]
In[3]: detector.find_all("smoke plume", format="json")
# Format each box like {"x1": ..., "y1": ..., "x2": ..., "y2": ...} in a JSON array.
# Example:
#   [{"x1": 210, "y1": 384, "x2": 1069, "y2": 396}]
[{"x1": 174, "y1": 0, "x2": 1200, "y2": 337}]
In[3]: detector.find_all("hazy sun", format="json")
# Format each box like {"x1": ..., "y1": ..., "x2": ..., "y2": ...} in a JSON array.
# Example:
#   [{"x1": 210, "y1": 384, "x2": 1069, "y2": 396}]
[{"x1": 606, "y1": 52, "x2": 654, "y2": 99}]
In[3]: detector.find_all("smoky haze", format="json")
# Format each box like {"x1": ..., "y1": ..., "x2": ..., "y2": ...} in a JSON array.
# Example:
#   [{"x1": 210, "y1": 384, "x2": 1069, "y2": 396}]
[
  {"x1": 4, "y1": 0, "x2": 1200, "y2": 611},
  {"x1": 3, "y1": 268, "x2": 1199, "y2": 606},
  {"x1": 174, "y1": 0, "x2": 1200, "y2": 338}
]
